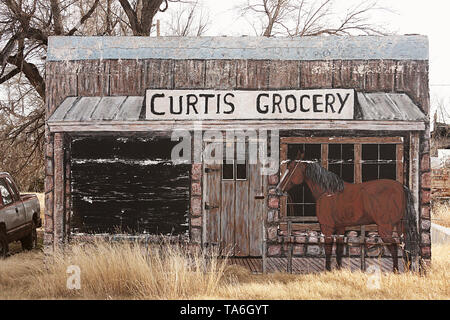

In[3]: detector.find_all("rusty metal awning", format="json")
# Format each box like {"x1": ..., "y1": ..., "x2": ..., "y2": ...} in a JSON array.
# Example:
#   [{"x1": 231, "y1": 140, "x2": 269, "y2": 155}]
[{"x1": 47, "y1": 92, "x2": 426, "y2": 132}]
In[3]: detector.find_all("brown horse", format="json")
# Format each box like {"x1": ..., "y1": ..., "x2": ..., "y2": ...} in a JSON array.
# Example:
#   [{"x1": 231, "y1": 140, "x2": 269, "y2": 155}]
[{"x1": 276, "y1": 151, "x2": 419, "y2": 272}]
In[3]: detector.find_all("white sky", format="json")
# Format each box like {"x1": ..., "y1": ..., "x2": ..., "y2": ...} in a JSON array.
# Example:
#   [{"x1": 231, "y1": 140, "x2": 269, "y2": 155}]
[{"x1": 193, "y1": 0, "x2": 450, "y2": 122}]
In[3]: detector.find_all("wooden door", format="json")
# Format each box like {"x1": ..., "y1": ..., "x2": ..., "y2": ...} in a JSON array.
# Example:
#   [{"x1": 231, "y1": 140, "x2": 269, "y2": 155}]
[{"x1": 203, "y1": 142, "x2": 267, "y2": 257}]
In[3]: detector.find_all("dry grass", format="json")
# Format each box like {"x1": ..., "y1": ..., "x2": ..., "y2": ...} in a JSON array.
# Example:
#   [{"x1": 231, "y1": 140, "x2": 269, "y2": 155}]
[
  {"x1": 432, "y1": 200, "x2": 450, "y2": 228},
  {"x1": 0, "y1": 241, "x2": 449, "y2": 300}
]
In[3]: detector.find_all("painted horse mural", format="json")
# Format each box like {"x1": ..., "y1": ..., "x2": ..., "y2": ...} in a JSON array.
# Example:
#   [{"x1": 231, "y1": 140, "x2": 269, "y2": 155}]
[{"x1": 276, "y1": 151, "x2": 420, "y2": 272}]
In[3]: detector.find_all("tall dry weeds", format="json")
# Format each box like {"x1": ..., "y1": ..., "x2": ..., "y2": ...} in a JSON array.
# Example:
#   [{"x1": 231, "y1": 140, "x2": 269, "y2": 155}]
[
  {"x1": 0, "y1": 241, "x2": 448, "y2": 300},
  {"x1": 432, "y1": 200, "x2": 450, "y2": 228}
]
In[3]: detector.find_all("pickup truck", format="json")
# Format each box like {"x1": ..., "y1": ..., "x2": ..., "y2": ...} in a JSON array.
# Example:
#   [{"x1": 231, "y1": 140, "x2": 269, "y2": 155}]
[{"x1": 0, "y1": 172, "x2": 41, "y2": 258}]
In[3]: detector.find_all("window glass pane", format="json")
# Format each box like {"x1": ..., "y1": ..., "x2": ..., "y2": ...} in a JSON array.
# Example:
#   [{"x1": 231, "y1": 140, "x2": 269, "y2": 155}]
[
  {"x1": 379, "y1": 164, "x2": 396, "y2": 180},
  {"x1": 287, "y1": 204, "x2": 303, "y2": 216},
  {"x1": 236, "y1": 162, "x2": 247, "y2": 180},
  {"x1": 380, "y1": 144, "x2": 396, "y2": 161},
  {"x1": 303, "y1": 204, "x2": 316, "y2": 216},
  {"x1": 328, "y1": 163, "x2": 341, "y2": 176},
  {"x1": 5, "y1": 177, "x2": 19, "y2": 201},
  {"x1": 289, "y1": 184, "x2": 304, "y2": 203},
  {"x1": 0, "y1": 180, "x2": 13, "y2": 205},
  {"x1": 342, "y1": 164, "x2": 354, "y2": 183},
  {"x1": 305, "y1": 144, "x2": 321, "y2": 161},
  {"x1": 287, "y1": 144, "x2": 303, "y2": 159},
  {"x1": 362, "y1": 144, "x2": 378, "y2": 160},
  {"x1": 285, "y1": 143, "x2": 321, "y2": 217},
  {"x1": 222, "y1": 162, "x2": 234, "y2": 180},
  {"x1": 362, "y1": 164, "x2": 378, "y2": 182},
  {"x1": 342, "y1": 144, "x2": 355, "y2": 162},
  {"x1": 328, "y1": 144, "x2": 342, "y2": 161}
]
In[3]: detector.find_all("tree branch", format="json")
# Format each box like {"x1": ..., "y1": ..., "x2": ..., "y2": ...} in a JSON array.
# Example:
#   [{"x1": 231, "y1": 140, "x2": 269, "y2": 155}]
[{"x1": 67, "y1": 0, "x2": 101, "y2": 36}]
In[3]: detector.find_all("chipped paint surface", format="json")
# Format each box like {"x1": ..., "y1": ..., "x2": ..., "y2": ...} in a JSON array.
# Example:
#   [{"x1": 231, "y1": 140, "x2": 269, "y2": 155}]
[{"x1": 47, "y1": 35, "x2": 429, "y2": 62}]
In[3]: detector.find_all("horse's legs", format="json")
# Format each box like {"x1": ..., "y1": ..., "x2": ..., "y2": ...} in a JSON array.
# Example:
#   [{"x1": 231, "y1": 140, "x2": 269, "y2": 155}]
[
  {"x1": 379, "y1": 225, "x2": 399, "y2": 273},
  {"x1": 335, "y1": 227, "x2": 346, "y2": 270},
  {"x1": 321, "y1": 225, "x2": 335, "y2": 272}
]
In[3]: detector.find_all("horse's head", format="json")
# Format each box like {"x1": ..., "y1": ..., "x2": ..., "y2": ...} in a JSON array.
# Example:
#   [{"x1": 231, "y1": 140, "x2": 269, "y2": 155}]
[{"x1": 276, "y1": 151, "x2": 306, "y2": 196}]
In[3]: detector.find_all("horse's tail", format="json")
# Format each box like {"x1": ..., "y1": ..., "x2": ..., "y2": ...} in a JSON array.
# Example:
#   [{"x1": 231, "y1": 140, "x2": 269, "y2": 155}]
[{"x1": 403, "y1": 186, "x2": 420, "y2": 265}]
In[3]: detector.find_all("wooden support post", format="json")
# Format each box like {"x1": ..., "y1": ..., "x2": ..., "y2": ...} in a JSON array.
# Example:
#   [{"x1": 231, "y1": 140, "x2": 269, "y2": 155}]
[
  {"x1": 287, "y1": 220, "x2": 293, "y2": 273},
  {"x1": 360, "y1": 225, "x2": 366, "y2": 271},
  {"x1": 409, "y1": 132, "x2": 420, "y2": 271},
  {"x1": 262, "y1": 223, "x2": 267, "y2": 274}
]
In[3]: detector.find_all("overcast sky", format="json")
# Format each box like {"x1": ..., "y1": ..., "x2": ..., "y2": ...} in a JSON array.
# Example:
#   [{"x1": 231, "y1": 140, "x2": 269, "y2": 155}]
[{"x1": 190, "y1": 0, "x2": 450, "y2": 122}]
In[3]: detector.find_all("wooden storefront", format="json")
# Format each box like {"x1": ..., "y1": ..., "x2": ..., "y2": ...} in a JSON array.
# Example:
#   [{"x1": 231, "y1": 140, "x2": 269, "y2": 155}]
[{"x1": 44, "y1": 36, "x2": 432, "y2": 271}]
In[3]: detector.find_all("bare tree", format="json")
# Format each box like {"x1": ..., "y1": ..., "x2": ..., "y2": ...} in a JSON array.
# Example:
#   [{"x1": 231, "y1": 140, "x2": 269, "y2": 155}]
[
  {"x1": 0, "y1": 0, "x2": 203, "y2": 190},
  {"x1": 118, "y1": 0, "x2": 189, "y2": 36},
  {"x1": 240, "y1": 0, "x2": 388, "y2": 37},
  {"x1": 166, "y1": 0, "x2": 210, "y2": 36}
]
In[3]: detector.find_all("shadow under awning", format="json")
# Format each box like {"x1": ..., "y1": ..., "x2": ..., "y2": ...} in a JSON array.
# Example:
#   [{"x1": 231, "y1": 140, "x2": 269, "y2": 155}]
[{"x1": 47, "y1": 92, "x2": 426, "y2": 132}]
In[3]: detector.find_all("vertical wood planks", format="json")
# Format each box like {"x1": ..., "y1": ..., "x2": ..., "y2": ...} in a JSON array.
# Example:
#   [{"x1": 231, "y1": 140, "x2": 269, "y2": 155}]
[
  {"x1": 300, "y1": 61, "x2": 333, "y2": 88},
  {"x1": 221, "y1": 180, "x2": 235, "y2": 255},
  {"x1": 205, "y1": 60, "x2": 237, "y2": 89},
  {"x1": 235, "y1": 175, "x2": 249, "y2": 256},
  {"x1": 396, "y1": 61, "x2": 429, "y2": 115},
  {"x1": 204, "y1": 164, "x2": 221, "y2": 247},
  {"x1": 236, "y1": 60, "x2": 270, "y2": 89},
  {"x1": 109, "y1": 60, "x2": 141, "y2": 96},
  {"x1": 248, "y1": 142, "x2": 267, "y2": 256},
  {"x1": 333, "y1": 60, "x2": 366, "y2": 90},
  {"x1": 77, "y1": 59, "x2": 110, "y2": 96},
  {"x1": 268, "y1": 60, "x2": 300, "y2": 88},
  {"x1": 141, "y1": 60, "x2": 174, "y2": 89},
  {"x1": 365, "y1": 60, "x2": 396, "y2": 92},
  {"x1": 174, "y1": 60, "x2": 206, "y2": 88}
]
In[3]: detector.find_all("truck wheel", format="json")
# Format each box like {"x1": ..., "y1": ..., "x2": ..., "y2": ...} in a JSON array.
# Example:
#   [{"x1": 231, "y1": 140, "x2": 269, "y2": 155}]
[
  {"x1": 0, "y1": 230, "x2": 8, "y2": 258},
  {"x1": 21, "y1": 220, "x2": 37, "y2": 251}
]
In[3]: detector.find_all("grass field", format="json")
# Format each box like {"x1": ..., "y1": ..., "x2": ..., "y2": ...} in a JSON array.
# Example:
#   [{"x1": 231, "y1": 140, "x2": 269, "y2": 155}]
[
  {"x1": 432, "y1": 200, "x2": 450, "y2": 228},
  {"x1": 0, "y1": 241, "x2": 448, "y2": 300}
]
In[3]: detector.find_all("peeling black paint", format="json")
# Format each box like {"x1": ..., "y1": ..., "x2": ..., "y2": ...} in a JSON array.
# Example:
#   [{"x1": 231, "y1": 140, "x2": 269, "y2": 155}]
[{"x1": 70, "y1": 136, "x2": 190, "y2": 235}]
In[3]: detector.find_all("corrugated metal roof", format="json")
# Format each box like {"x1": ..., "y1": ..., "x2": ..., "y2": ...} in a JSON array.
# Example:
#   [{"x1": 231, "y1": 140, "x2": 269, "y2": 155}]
[
  {"x1": 48, "y1": 96, "x2": 144, "y2": 122},
  {"x1": 357, "y1": 92, "x2": 426, "y2": 121},
  {"x1": 48, "y1": 92, "x2": 426, "y2": 123}
]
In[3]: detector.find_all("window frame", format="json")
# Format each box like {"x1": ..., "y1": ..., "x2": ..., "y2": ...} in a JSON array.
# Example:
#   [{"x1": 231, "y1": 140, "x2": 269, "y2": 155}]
[{"x1": 279, "y1": 137, "x2": 404, "y2": 227}]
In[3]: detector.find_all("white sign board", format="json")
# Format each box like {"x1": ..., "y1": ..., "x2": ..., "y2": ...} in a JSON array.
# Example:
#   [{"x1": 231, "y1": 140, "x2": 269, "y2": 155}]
[{"x1": 146, "y1": 89, "x2": 354, "y2": 120}]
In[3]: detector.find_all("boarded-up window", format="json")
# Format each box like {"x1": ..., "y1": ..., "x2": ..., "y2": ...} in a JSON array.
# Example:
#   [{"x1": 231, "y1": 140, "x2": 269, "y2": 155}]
[{"x1": 71, "y1": 136, "x2": 190, "y2": 235}]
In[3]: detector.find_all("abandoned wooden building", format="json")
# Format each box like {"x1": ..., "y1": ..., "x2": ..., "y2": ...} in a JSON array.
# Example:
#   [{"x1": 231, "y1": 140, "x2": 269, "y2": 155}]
[{"x1": 44, "y1": 35, "x2": 431, "y2": 272}]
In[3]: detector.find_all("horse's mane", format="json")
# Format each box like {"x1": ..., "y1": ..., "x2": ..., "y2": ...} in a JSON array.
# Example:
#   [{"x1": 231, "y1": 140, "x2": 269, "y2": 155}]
[{"x1": 305, "y1": 162, "x2": 345, "y2": 193}]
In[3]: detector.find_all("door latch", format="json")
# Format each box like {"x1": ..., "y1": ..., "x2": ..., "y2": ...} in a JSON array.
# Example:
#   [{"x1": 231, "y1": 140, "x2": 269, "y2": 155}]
[{"x1": 205, "y1": 203, "x2": 219, "y2": 210}]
